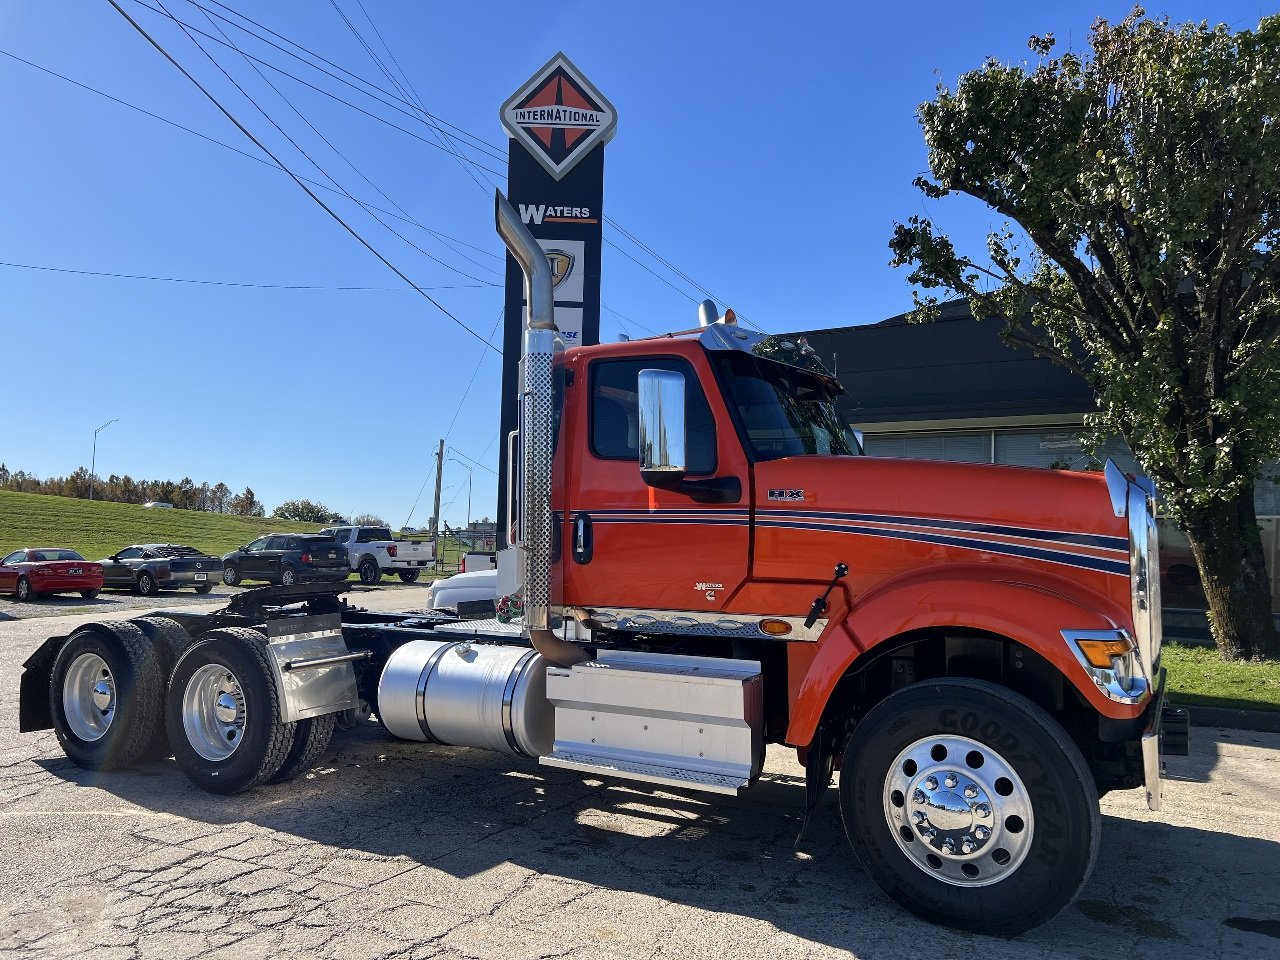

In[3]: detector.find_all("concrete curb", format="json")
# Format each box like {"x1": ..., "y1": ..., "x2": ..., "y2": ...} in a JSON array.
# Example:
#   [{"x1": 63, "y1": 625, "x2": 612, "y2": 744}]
[{"x1": 1177, "y1": 701, "x2": 1280, "y2": 734}]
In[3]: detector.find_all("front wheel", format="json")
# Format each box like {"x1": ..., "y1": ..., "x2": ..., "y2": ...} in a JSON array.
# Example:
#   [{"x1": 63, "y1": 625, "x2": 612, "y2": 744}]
[
  {"x1": 222, "y1": 564, "x2": 240, "y2": 586},
  {"x1": 839, "y1": 678, "x2": 1100, "y2": 936},
  {"x1": 397, "y1": 570, "x2": 420, "y2": 584},
  {"x1": 135, "y1": 572, "x2": 157, "y2": 596},
  {"x1": 358, "y1": 559, "x2": 379, "y2": 584}
]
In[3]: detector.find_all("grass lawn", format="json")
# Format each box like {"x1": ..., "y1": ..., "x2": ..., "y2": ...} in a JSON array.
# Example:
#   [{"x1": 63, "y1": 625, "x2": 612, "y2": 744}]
[
  {"x1": 1162, "y1": 641, "x2": 1280, "y2": 713},
  {"x1": 0, "y1": 490, "x2": 474, "y2": 579}
]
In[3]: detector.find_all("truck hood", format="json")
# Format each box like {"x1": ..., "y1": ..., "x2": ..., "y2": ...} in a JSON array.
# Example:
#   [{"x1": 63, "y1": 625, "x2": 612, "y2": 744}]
[{"x1": 753, "y1": 456, "x2": 1130, "y2": 579}]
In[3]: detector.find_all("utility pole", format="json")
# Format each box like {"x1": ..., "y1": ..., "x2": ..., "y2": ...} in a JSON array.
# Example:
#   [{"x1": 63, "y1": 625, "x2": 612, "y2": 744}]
[
  {"x1": 429, "y1": 438, "x2": 444, "y2": 570},
  {"x1": 89, "y1": 418, "x2": 117, "y2": 501}
]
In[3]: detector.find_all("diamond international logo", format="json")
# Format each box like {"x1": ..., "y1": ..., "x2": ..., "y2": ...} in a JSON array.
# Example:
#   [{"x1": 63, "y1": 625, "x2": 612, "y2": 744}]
[{"x1": 501, "y1": 53, "x2": 617, "y2": 181}]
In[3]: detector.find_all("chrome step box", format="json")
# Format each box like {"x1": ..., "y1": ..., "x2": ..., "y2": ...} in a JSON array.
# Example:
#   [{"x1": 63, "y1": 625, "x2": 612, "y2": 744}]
[{"x1": 541, "y1": 651, "x2": 763, "y2": 795}]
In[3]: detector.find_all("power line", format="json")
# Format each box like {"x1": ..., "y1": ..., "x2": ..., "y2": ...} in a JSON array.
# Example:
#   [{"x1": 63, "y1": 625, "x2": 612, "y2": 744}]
[
  {"x1": 132, "y1": 0, "x2": 506, "y2": 175},
  {"x1": 0, "y1": 48, "x2": 503, "y2": 265},
  {"x1": 200, "y1": 0, "x2": 504, "y2": 160},
  {"x1": 147, "y1": 0, "x2": 757, "y2": 324},
  {"x1": 0, "y1": 258, "x2": 484, "y2": 291},
  {"x1": 107, "y1": 0, "x2": 499, "y2": 353},
  {"x1": 179, "y1": 1, "x2": 501, "y2": 285}
]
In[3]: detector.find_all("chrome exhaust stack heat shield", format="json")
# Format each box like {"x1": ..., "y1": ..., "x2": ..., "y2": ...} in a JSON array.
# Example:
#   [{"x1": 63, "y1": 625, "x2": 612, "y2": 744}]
[{"x1": 495, "y1": 191, "x2": 592, "y2": 668}]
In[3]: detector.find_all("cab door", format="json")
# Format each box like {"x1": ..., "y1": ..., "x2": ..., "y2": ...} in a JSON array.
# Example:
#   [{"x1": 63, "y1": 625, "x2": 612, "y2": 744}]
[{"x1": 560, "y1": 349, "x2": 751, "y2": 614}]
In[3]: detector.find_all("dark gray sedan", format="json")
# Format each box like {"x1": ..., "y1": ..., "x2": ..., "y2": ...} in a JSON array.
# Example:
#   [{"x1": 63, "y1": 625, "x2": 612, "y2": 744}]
[{"x1": 99, "y1": 544, "x2": 220, "y2": 595}]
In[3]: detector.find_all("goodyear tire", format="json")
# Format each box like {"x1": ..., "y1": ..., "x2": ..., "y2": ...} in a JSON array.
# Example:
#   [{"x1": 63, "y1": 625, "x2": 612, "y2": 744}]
[
  {"x1": 166, "y1": 628, "x2": 295, "y2": 795},
  {"x1": 358, "y1": 559, "x2": 380, "y2": 585},
  {"x1": 397, "y1": 570, "x2": 420, "y2": 583},
  {"x1": 267, "y1": 713, "x2": 337, "y2": 784},
  {"x1": 130, "y1": 615, "x2": 197, "y2": 761},
  {"x1": 839, "y1": 678, "x2": 1100, "y2": 936},
  {"x1": 50, "y1": 622, "x2": 164, "y2": 770}
]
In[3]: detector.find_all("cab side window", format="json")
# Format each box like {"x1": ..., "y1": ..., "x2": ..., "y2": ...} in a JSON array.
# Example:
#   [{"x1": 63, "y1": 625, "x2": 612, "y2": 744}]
[{"x1": 589, "y1": 357, "x2": 716, "y2": 475}]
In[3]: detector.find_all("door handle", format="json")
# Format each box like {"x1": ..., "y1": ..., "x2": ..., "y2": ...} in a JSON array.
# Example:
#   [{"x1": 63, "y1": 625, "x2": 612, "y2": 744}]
[{"x1": 572, "y1": 513, "x2": 593, "y2": 565}]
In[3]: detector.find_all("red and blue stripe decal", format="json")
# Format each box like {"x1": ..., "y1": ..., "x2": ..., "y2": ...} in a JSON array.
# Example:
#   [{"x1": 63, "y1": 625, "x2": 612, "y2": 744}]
[{"x1": 586, "y1": 508, "x2": 1129, "y2": 577}]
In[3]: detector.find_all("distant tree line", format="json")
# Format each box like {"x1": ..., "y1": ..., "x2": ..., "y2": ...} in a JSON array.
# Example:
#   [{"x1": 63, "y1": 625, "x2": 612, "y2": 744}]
[{"x1": 0, "y1": 463, "x2": 390, "y2": 526}]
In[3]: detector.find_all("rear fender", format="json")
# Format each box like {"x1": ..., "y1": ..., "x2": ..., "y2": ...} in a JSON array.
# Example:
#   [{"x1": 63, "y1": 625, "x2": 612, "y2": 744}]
[
  {"x1": 19, "y1": 634, "x2": 69, "y2": 732},
  {"x1": 785, "y1": 569, "x2": 1133, "y2": 748}
]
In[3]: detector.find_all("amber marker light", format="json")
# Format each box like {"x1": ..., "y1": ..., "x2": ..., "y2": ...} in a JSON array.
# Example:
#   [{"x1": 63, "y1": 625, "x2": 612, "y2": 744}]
[
  {"x1": 759, "y1": 619, "x2": 793, "y2": 636},
  {"x1": 1076, "y1": 637, "x2": 1135, "y2": 668}
]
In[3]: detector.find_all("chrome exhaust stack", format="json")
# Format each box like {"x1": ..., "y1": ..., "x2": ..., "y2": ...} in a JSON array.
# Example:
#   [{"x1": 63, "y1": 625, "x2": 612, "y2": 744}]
[{"x1": 495, "y1": 191, "x2": 592, "y2": 667}]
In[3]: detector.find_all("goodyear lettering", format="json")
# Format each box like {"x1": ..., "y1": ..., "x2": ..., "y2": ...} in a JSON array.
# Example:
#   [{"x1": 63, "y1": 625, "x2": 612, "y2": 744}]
[{"x1": 518, "y1": 205, "x2": 593, "y2": 226}]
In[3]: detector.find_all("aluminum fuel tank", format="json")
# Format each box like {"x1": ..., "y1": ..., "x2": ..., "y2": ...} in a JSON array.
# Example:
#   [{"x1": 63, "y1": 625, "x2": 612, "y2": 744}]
[{"x1": 377, "y1": 638, "x2": 553, "y2": 758}]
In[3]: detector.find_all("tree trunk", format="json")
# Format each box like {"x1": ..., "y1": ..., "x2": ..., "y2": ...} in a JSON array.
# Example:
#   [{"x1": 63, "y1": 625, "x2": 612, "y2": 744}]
[{"x1": 1180, "y1": 482, "x2": 1279, "y2": 661}]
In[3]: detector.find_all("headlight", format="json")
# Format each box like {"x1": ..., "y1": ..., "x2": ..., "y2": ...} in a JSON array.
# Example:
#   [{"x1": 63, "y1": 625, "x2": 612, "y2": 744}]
[{"x1": 1064, "y1": 629, "x2": 1148, "y2": 704}]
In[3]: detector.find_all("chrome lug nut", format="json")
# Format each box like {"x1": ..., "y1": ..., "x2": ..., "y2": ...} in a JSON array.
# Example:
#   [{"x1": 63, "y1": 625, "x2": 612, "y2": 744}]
[
  {"x1": 912, "y1": 811, "x2": 928, "y2": 824},
  {"x1": 975, "y1": 826, "x2": 991, "y2": 841},
  {"x1": 944, "y1": 773, "x2": 958, "y2": 789},
  {"x1": 925, "y1": 828, "x2": 938, "y2": 842},
  {"x1": 960, "y1": 836, "x2": 975, "y2": 854},
  {"x1": 963, "y1": 784, "x2": 979, "y2": 799},
  {"x1": 975, "y1": 803, "x2": 991, "y2": 818},
  {"x1": 923, "y1": 777, "x2": 938, "y2": 791},
  {"x1": 941, "y1": 838, "x2": 956, "y2": 854},
  {"x1": 913, "y1": 789, "x2": 927, "y2": 804}
]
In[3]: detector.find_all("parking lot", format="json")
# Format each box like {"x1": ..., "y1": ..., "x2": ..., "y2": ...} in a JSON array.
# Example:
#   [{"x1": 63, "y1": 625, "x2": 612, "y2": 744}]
[{"x1": 2, "y1": 597, "x2": 1279, "y2": 959}]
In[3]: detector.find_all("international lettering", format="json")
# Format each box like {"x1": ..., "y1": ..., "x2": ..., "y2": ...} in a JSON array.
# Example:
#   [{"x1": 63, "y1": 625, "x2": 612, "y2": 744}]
[{"x1": 513, "y1": 107, "x2": 602, "y2": 127}]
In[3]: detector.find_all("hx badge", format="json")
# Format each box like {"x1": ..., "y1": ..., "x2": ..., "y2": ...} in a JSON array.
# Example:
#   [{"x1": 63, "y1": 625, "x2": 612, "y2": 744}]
[{"x1": 768, "y1": 489, "x2": 805, "y2": 501}]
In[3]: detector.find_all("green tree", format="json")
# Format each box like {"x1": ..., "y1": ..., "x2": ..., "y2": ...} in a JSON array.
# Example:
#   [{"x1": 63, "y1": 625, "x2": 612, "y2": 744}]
[
  {"x1": 273, "y1": 498, "x2": 343, "y2": 524},
  {"x1": 889, "y1": 9, "x2": 1280, "y2": 660},
  {"x1": 229, "y1": 486, "x2": 266, "y2": 518},
  {"x1": 351, "y1": 513, "x2": 388, "y2": 527}
]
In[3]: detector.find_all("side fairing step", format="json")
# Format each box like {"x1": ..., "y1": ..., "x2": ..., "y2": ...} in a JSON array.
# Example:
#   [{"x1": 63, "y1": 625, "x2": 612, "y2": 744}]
[{"x1": 541, "y1": 749, "x2": 748, "y2": 795}]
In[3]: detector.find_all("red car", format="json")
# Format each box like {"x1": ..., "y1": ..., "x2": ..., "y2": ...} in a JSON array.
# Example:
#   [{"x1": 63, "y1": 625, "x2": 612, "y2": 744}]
[{"x1": 0, "y1": 548, "x2": 104, "y2": 601}]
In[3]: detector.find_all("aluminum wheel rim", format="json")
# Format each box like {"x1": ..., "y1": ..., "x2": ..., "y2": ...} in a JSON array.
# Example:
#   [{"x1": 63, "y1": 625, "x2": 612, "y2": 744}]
[
  {"x1": 182, "y1": 663, "x2": 246, "y2": 761},
  {"x1": 883, "y1": 734, "x2": 1034, "y2": 887},
  {"x1": 62, "y1": 653, "x2": 116, "y2": 742},
  {"x1": 282, "y1": 569, "x2": 295, "y2": 586}
]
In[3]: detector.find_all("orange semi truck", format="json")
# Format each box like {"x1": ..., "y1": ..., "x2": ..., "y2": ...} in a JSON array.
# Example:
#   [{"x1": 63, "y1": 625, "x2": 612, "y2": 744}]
[{"x1": 19, "y1": 194, "x2": 1185, "y2": 935}]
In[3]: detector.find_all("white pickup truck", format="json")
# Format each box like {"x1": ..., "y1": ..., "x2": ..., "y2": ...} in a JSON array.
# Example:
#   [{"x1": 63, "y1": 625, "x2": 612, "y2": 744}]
[{"x1": 318, "y1": 526, "x2": 435, "y2": 584}]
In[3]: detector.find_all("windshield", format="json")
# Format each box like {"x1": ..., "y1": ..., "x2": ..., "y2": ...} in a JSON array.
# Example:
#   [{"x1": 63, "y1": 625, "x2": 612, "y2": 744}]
[{"x1": 714, "y1": 352, "x2": 862, "y2": 461}]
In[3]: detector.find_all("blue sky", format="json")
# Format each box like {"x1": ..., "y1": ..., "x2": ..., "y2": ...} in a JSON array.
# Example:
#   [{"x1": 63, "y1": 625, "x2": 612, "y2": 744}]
[{"x1": 0, "y1": 0, "x2": 1267, "y2": 529}]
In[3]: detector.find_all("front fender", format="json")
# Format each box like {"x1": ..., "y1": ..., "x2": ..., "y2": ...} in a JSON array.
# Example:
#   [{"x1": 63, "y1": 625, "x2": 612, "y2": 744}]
[{"x1": 785, "y1": 567, "x2": 1136, "y2": 748}]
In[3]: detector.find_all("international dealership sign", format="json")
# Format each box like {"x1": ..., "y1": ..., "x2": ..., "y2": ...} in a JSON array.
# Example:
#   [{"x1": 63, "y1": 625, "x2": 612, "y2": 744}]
[
  {"x1": 497, "y1": 53, "x2": 613, "y2": 548},
  {"x1": 501, "y1": 53, "x2": 617, "y2": 181}
]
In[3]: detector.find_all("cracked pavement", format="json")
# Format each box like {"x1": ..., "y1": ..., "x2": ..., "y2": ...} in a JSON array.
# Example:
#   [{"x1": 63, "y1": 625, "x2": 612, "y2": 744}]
[{"x1": 2, "y1": 595, "x2": 1279, "y2": 959}]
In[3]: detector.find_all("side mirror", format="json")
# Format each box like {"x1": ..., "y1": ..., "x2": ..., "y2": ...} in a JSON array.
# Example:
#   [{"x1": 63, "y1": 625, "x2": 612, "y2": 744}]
[
  {"x1": 108, "y1": 555, "x2": 119, "y2": 562},
  {"x1": 239, "y1": 545, "x2": 249, "y2": 552},
  {"x1": 638, "y1": 368, "x2": 687, "y2": 487}
]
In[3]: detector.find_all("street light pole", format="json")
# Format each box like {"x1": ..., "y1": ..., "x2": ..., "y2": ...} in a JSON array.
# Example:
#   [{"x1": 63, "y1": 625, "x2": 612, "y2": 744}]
[{"x1": 89, "y1": 418, "x2": 118, "y2": 501}]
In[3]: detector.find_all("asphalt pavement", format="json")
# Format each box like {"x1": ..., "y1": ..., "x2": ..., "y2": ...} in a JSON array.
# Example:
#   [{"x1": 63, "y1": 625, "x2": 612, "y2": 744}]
[{"x1": 1, "y1": 592, "x2": 1278, "y2": 959}]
